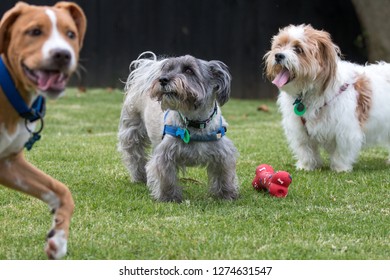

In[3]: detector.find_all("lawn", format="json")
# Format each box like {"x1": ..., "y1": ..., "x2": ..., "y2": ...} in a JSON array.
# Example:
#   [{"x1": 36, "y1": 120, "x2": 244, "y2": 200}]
[{"x1": 0, "y1": 88, "x2": 389, "y2": 260}]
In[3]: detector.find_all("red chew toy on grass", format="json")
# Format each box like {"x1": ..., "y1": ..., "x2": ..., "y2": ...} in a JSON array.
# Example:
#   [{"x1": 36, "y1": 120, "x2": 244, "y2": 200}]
[{"x1": 252, "y1": 164, "x2": 292, "y2": 197}]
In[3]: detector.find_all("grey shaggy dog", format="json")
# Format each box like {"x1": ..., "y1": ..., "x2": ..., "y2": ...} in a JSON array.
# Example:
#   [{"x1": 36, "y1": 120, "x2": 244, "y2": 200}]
[{"x1": 118, "y1": 52, "x2": 239, "y2": 202}]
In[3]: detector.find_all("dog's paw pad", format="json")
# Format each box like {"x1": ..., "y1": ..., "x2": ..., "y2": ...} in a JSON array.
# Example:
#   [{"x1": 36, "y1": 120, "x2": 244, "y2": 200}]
[{"x1": 45, "y1": 229, "x2": 67, "y2": 260}]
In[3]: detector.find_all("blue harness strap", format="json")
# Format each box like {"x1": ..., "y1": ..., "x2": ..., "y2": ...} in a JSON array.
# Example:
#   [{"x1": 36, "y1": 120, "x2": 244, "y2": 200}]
[
  {"x1": 162, "y1": 110, "x2": 226, "y2": 143},
  {"x1": 0, "y1": 57, "x2": 46, "y2": 150}
]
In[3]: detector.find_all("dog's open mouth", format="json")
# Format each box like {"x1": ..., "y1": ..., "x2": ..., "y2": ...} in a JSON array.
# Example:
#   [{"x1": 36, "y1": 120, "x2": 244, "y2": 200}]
[
  {"x1": 23, "y1": 63, "x2": 69, "y2": 93},
  {"x1": 272, "y1": 68, "x2": 293, "y2": 88}
]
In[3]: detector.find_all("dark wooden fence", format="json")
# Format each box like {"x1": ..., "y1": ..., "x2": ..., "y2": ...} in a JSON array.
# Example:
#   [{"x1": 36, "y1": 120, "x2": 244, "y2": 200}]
[{"x1": 1, "y1": 0, "x2": 366, "y2": 99}]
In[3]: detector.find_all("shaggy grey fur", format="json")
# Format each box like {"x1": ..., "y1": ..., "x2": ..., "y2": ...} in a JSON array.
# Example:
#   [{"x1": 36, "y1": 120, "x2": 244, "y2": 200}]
[{"x1": 118, "y1": 52, "x2": 239, "y2": 202}]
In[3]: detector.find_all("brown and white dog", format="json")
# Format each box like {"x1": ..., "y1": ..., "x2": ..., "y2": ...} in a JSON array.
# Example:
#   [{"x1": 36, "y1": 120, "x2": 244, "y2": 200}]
[
  {"x1": 0, "y1": 2, "x2": 86, "y2": 259},
  {"x1": 265, "y1": 24, "x2": 390, "y2": 172}
]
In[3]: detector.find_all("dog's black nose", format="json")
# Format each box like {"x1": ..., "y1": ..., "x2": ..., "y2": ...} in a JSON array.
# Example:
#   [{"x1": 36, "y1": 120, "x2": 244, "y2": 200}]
[
  {"x1": 51, "y1": 48, "x2": 72, "y2": 68},
  {"x1": 275, "y1": 53, "x2": 285, "y2": 63},
  {"x1": 159, "y1": 77, "x2": 169, "y2": 86}
]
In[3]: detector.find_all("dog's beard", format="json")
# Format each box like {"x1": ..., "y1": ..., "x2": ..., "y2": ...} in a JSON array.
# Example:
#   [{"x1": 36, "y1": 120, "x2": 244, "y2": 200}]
[
  {"x1": 150, "y1": 80, "x2": 199, "y2": 112},
  {"x1": 159, "y1": 92, "x2": 198, "y2": 112},
  {"x1": 159, "y1": 92, "x2": 182, "y2": 111}
]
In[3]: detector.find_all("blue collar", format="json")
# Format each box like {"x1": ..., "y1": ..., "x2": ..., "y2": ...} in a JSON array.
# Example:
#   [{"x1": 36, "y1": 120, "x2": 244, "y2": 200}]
[
  {"x1": 0, "y1": 56, "x2": 46, "y2": 150},
  {"x1": 162, "y1": 110, "x2": 226, "y2": 143}
]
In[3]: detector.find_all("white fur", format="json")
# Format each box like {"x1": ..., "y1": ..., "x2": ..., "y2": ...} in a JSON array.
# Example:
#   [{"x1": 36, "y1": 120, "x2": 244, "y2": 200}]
[
  {"x1": 269, "y1": 25, "x2": 390, "y2": 172},
  {"x1": 45, "y1": 229, "x2": 67, "y2": 260},
  {"x1": 285, "y1": 25, "x2": 305, "y2": 41},
  {"x1": 43, "y1": 9, "x2": 76, "y2": 71},
  {"x1": 42, "y1": 191, "x2": 60, "y2": 210},
  {"x1": 0, "y1": 121, "x2": 35, "y2": 158}
]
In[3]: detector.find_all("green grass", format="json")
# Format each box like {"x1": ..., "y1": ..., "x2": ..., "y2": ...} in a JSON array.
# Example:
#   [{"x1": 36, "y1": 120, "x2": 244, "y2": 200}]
[{"x1": 0, "y1": 88, "x2": 389, "y2": 260}]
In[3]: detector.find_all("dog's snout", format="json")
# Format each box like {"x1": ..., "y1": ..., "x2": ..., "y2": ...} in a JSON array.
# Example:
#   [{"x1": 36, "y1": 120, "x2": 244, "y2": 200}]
[
  {"x1": 159, "y1": 77, "x2": 169, "y2": 86},
  {"x1": 275, "y1": 53, "x2": 285, "y2": 63},
  {"x1": 50, "y1": 48, "x2": 72, "y2": 67}
]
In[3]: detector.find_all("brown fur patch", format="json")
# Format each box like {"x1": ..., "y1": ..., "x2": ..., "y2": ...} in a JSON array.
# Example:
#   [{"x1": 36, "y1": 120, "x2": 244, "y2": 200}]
[
  {"x1": 0, "y1": 56, "x2": 26, "y2": 134},
  {"x1": 0, "y1": 89, "x2": 19, "y2": 134},
  {"x1": 303, "y1": 26, "x2": 340, "y2": 91},
  {"x1": 354, "y1": 74, "x2": 372, "y2": 126}
]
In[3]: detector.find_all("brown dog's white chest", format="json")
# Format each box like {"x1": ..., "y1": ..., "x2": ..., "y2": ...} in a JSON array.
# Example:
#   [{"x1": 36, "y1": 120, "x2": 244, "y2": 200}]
[{"x1": 0, "y1": 120, "x2": 35, "y2": 158}]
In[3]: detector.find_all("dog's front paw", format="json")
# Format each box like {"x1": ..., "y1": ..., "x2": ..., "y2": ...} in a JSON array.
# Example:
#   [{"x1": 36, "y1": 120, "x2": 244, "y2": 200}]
[
  {"x1": 45, "y1": 229, "x2": 67, "y2": 260},
  {"x1": 131, "y1": 173, "x2": 147, "y2": 184},
  {"x1": 330, "y1": 162, "x2": 353, "y2": 173},
  {"x1": 296, "y1": 160, "x2": 322, "y2": 171},
  {"x1": 214, "y1": 188, "x2": 239, "y2": 200},
  {"x1": 156, "y1": 193, "x2": 183, "y2": 203},
  {"x1": 150, "y1": 185, "x2": 183, "y2": 203},
  {"x1": 219, "y1": 192, "x2": 239, "y2": 200},
  {"x1": 210, "y1": 180, "x2": 239, "y2": 200}
]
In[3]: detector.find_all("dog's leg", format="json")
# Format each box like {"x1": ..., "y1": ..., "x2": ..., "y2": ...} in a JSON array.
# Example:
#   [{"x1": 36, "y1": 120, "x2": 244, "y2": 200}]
[
  {"x1": 118, "y1": 106, "x2": 150, "y2": 183},
  {"x1": 146, "y1": 141, "x2": 182, "y2": 202},
  {"x1": 278, "y1": 94, "x2": 322, "y2": 171},
  {"x1": 207, "y1": 141, "x2": 239, "y2": 200},
  {"x1": 329, "y1": 150, "x2": 356, "y2": 172},
  {"x1": 294, "y1": 140, "x2": 323, "y2": 171},
  {"x1": 0, "y1": 153, "x2": 74, "y2": 259},
  {"x1": 282, "y1": 118, "x2": 322, "y2": 170},
  {"x1": 329, "y1": 133, "x2": 362, "y2": 172}
]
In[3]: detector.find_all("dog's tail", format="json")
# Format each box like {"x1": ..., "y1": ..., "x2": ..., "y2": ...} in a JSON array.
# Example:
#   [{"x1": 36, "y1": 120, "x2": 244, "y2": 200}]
[{"x1": 124, "y1": 51, "x2": 165, "y2": 96}]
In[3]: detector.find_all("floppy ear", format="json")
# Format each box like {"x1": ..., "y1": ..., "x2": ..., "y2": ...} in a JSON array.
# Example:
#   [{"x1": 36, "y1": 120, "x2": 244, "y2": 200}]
[
  {"x1": 55, "y1": 2, "x2": 87, "y2": 49},
  {"x1": 306, "y1": 26, "x2": 341, "y2": 89},
  {"x1": 208, "y1": 60, "x2": 232, "y2": 106},
  {"x1": 0, "y1": 2, "x2": 29, "y2": 54}
]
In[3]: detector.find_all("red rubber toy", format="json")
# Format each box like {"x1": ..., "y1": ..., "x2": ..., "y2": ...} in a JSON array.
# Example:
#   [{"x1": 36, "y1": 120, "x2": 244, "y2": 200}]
[{"x1": 252, "y1": 164, "x2": 292, "y2": 197}]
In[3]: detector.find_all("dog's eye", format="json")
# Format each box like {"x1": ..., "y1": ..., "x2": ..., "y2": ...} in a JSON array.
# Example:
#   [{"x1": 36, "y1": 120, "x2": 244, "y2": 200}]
[
  {"x1": 27, "y1": 28, "x2": 42, "y2": 37},
  {"x1": 184, "y1": 67, "x2": 194, "y2": 75},
  {"x1": 66, "y1": 31, "x2": 76, "y2": 40},
  {"x1": 294, "y1": 46, "x2": 304, "y2": 54}
]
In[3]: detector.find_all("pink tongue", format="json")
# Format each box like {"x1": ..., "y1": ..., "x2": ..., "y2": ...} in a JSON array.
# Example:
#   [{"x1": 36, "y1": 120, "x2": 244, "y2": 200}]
[
  {"x1": 272, "y1": 69, "x2": 290, "y2": 88},
  {"x1": 37, "y1": 71, "x2": 66, "y2": 91}
]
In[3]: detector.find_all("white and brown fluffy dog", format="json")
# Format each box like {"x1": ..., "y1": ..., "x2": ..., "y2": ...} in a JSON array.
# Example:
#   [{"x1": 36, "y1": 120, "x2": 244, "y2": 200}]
[
  {"x1": 118, "y1": 52, "x2": 238, "y2": 202},
  {"x1": 264, "y1": 24, "x2": 390, "y2": 172}
]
